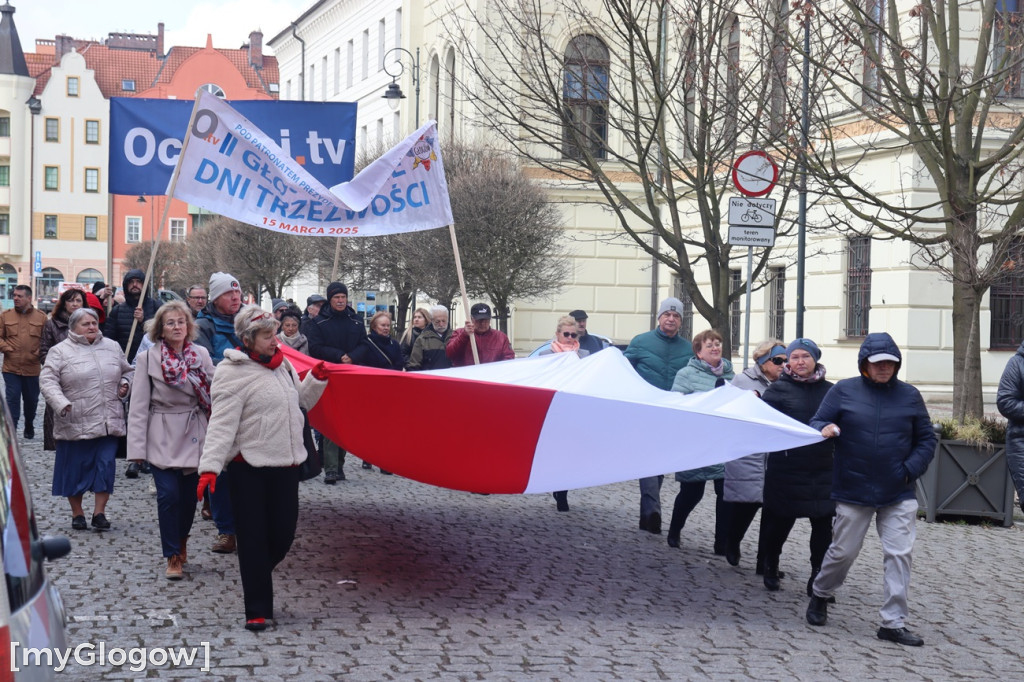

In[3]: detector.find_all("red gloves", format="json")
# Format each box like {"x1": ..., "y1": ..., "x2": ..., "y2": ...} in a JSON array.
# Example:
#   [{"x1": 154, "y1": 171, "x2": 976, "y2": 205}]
[
  {"x1": 311, "y1": 361, "x2": 330, "y2": 381},
  {"x1": 197, "y1": 472, "x2": 218, "y2": 500}
]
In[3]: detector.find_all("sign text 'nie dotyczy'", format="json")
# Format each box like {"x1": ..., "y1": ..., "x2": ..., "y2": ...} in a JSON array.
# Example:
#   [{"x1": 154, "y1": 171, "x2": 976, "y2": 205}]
[
  {"x1": 727, "y1": 196, "x2": 777, "y2": 247},
  {"x1": 171, "y1": 91, "x2": 454, "y2": 238}
]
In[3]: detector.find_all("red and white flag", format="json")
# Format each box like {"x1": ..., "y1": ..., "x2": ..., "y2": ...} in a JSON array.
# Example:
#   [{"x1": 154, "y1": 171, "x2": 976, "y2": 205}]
[{"x1": 283, "y1": 346, "x2": 822, "y2": 494}]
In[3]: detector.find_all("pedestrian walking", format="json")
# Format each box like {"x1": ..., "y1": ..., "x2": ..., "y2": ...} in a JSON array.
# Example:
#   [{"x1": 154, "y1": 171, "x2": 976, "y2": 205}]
[
  {"x1": 0, "y1": 284, "x2": 48, "y2": 439},
  {"x1": 806, "y1": 332, "x2": 936, "y2": 647},
  {"x1": 40, "y1": 288, "x2": 87, "y2": 450},
  {"x1": 128, "y1": 301, "x2": 214, "y2": 580},
  {"x1": 196, "y1": 305, "x2": 328, "y2": 631},
  {"x1": 40, "y1": 308, "x2": 133, "y2": 531}
]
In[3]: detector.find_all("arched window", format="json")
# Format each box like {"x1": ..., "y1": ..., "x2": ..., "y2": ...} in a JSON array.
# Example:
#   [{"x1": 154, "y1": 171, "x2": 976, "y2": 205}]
[
  {"x1": 429, "y1": 54, "x2": 440, "y2": 121},
  {"x1": 444, "y1": 48, "x2": 456, "y2": 135},
  {"x1": 35, "y1": 267, "x2": 64, "y2": 301},
  {"x1": 562, "y1": 35, "x2": 609, "y2": 160},
  {"x1": 196, "y1": 83, "x2": 226, "y2": 99},
  {"x1": 76, "y1": 268, "x2": 104, "y2": 285}
]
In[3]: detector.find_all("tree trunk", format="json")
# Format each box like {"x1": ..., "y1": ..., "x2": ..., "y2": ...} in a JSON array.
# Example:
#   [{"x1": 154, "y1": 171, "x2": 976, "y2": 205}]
[
  {"x1": 394, "y1": 291, "x2": 413, "y2": 334},
  {"x1": 951, "y1": 278, "x2": 984, "y2": 420}
]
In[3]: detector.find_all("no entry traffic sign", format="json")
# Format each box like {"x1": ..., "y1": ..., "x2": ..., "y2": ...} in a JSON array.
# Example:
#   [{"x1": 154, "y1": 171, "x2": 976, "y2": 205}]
[{"x1": 732, "y1": 151, "x2": 778, "y2": 197}]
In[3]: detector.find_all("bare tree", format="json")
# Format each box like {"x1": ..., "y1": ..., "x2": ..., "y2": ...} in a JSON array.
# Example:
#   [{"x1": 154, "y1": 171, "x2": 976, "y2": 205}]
[
  {"x1": 451, "y1": 0, "x2": 804, "y2": 355},
  {"x1": 123, "y1": 241, "x2": 190, "y2": 294},
  {"x1": 794, "y1": 0, "x2": 1024, "y2": 418}
]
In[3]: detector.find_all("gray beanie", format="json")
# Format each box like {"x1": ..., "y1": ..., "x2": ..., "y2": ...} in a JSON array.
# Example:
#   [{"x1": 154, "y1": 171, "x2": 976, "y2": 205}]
[
  {"x1": 786, "y1": 337, "x2": 822, "y2": 362},
  {"x1": 208, "y1": 272, "x2": 240, "y2": 303},
  {"x1": 657, "y1": 297, "x2": 685, "y2": 319}
]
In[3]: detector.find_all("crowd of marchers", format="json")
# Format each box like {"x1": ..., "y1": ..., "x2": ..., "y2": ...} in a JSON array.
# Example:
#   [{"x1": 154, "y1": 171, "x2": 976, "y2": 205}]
[{"x1": 6, "y1": 277, "x2": 1024, "y2": 642}]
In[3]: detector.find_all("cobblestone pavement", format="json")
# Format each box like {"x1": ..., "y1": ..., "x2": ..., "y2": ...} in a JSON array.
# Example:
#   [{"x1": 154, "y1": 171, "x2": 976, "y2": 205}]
[{"x1": 17, "y1": 428, "x2": 1024, "y2": 681}]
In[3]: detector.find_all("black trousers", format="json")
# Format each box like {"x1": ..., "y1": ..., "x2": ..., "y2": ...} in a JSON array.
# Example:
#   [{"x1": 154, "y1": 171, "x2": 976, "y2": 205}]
[
  {"x1": 759, "y1": 507, "x2": 833, "y2": 571},
  {"x1": 726, "y1": 501, "x2": 769, "y2": 568},
  {"x1": 228, "y1": 460, "x2": 300, "y2": 621},
  {"x1": 668, "y1": 478, "x2": 728, "y2": 551}
]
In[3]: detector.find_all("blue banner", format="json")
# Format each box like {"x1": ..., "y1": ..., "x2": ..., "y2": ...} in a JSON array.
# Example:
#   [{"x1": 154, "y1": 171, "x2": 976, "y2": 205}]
[{"x1": 109, "y1": 98, "x2": 357, "y2": 195}]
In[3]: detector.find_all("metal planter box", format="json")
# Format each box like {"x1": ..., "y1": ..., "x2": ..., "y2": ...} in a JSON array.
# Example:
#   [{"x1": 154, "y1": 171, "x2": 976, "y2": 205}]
[{"x1": 916, "y1": 439, "x2": 1015, "y2": 527}]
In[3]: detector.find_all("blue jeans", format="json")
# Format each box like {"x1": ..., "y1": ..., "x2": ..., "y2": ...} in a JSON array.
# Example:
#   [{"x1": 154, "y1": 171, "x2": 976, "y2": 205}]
[
  {"x1": 211, "y1": 470, "x2": 235, "y2": 535},
  {"x1": 151, "y1": 466, "x2": 199, "y2": 558},
  {"x1": 4, "y1": 373, "x2": 39, "y2": 430}
]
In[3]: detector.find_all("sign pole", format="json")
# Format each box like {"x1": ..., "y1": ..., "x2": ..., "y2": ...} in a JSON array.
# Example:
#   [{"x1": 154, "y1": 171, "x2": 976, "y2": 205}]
[{"x1": 743, "y1": 246, "x2": 753, "y2": 369}]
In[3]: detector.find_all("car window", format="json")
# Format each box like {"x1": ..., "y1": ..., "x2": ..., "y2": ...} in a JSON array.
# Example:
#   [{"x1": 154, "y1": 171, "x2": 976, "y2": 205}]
[{"x1": 1, "y1": 429, "x2": 45, "y2": 612}]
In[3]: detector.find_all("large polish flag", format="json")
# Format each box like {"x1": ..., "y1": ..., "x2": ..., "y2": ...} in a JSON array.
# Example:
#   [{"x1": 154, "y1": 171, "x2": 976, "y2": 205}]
[{"x1": 283, "y1": 346, "x2": 823, "y2": 494}]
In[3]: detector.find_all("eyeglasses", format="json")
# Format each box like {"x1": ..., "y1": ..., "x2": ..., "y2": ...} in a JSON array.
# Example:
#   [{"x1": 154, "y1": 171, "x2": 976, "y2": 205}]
[
  {"x1": 561, "y1": 332, "x2": 578, "y2": 338},
  {"x1": 704, "y1": 340, "x2": 723, "y2": 348},
  {"x1": 769, "y1": 357, "x2": 786, "y2": 365},
  {"x1": 249, "y1": 311, "x2": 271, "y2": 322},
  {"x1": 188, "y1": 295, "x2": 207, "y2": 301}
]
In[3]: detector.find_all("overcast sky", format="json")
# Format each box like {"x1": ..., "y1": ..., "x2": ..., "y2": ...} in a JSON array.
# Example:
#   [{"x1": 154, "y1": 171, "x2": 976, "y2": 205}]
[{"x1": 11, "y1": 0, "x2": 313, "y2": 56}]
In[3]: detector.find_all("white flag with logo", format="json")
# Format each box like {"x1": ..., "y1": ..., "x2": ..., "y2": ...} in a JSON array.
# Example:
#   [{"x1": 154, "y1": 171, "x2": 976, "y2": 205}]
[{"x1": 171, "y1": 90, "x2": 453, "y2": 237}]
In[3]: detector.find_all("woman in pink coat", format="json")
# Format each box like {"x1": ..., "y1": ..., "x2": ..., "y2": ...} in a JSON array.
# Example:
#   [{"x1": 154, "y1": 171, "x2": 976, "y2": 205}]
[{"x1": 128, "y1": 301, "x2": 215, "y2": 580}]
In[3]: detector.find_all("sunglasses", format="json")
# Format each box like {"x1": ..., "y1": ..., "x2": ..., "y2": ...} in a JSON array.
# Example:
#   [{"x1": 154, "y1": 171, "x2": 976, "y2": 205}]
[
  {"x1": 561, "y1": 332, "x2": 578, "y2": 339},
  {"x1": 769, "y1": 357, "x2": 786, "y2": 365}
]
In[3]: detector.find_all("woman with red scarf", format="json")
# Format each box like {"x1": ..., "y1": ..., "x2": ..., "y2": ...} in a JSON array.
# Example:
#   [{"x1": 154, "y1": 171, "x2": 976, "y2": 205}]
[
  {"x1": 196, "y1": 305, "x2": 328, "y2": 631},
  {"x1": 539, "y1": 315, "x2": 590, "y2": 511},
  {"x1": 128, "y1": 300, "x2": 215, "y2": 580}
]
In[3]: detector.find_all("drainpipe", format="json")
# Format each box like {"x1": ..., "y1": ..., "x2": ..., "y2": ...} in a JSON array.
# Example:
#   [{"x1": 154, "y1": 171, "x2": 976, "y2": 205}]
[{"x1": 291, "y1": 23, "x2": 306, "y2": 101}]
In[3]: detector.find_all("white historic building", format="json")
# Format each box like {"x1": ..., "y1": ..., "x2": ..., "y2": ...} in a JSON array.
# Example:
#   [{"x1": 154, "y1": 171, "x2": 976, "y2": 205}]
[{"x1": 270, "y1": 0, "x2": 1022, "y2": 403}]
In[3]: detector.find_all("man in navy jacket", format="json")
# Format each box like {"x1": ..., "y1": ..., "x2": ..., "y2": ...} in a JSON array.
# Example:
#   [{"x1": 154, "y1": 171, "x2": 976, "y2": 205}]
[{"x1": 806, "y1": 332, "x2": 935, "y2": 647}]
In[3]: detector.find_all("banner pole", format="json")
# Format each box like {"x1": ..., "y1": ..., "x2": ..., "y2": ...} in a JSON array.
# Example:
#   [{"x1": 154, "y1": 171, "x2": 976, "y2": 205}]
[
  {"x1": 448, "y1": 223, "x2": 479, "y2": 365},
  {"x1": 126, "y1": 95, "x2": 205, "y2": 355}
]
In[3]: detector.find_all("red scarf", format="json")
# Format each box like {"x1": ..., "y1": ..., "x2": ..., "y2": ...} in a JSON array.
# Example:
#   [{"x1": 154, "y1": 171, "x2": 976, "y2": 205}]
[
  {"x1": 160, "y1": 341, "x2": 212, "y2": 416},
  {"x1": 245, "y1": 347, "x2": 285, "y2": 370}
]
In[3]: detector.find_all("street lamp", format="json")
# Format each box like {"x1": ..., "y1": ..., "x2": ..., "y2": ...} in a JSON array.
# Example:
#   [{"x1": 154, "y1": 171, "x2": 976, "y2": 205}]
[{"x1": 382, "y1": 47, "x2": 420, "y2": 128}]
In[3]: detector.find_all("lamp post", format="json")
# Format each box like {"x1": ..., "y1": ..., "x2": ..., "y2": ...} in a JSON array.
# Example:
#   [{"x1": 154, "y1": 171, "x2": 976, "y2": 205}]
[
  {"x1": 795, "y1": 0, "x2": 813, "y2": 338},
  {"x1": 382, "y1": 47, "x2": 421, "y2": 128}
]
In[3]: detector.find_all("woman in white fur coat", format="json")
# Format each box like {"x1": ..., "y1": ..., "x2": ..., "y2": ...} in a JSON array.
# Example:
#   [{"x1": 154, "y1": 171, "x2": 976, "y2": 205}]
[{"x1": 196, "y1": 304, "x2": 329, "y2": 632}]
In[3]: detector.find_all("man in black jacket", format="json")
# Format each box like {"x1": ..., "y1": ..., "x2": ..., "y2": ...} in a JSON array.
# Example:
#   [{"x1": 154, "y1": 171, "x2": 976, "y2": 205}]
[
  {"x1": 104, "y1": 269, "x2": 159, "y2": 363},
  {"x1": 806, "y1": 332, "x2": 935, "y2": 647},
  {"x1": 569, "y1": 310, "x2": 610, "y2": 355},
  {"x1": 306, "y1": 282, "x2": 365, "y2": 482}
]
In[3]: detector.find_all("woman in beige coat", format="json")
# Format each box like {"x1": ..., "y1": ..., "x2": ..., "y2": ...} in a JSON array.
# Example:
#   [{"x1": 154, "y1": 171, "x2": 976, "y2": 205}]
[
  {"x1": 41, "y1": 308, "x2": 133, "y2": 531},
  {"x1": 196, "y1": 305, "x2": 328, "y2": 631},
  {"x1": 128, "y1": 301, "x2": 215, "y2": 580}
]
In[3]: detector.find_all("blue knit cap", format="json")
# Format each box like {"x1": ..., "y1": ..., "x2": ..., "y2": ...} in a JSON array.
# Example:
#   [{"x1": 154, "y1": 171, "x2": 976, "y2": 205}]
[{"x1": 786, "y1": 338, "x2": 821, "y2": 362}]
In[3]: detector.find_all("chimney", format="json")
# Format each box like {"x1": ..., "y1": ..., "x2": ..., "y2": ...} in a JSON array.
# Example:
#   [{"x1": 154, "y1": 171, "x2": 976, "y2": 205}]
[
  {"x1": 248, "y1": 30, "x2": 263, "y2": 69},
  {"x1": 54, "y1": 34, "x2": 72, "y2": 61},
  {"x1": 156, "y1": 22, "x2": 164, "y2": 57}
]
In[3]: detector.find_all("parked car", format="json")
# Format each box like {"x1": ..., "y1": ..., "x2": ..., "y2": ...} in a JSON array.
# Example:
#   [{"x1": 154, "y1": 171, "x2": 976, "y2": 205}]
[
  {"x1": 0, "y1": 401, "x2": 71, "y2": 678},
  {"x1": 36, "y1": 297, "x2": 57, "y2": 314},
  {"x1": 157, "y1": 289, "x2": 183, "y2": 304}
]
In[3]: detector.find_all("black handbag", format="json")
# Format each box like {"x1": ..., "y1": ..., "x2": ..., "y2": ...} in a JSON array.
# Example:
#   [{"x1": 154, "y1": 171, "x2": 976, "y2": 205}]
[{"x1": 297, "y1": 410, "x2": 322, "y2": 481}]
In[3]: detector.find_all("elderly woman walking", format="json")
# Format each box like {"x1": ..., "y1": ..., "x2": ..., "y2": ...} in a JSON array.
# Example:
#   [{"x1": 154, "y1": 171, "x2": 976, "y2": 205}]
[
  {"x1": 197, "y1": 305, "x2": 328, "y2": 631},
  {"x1": 41, "y1": 308, "x2": 133, "y2": 531},
  {"x1": 128, "y1": 301, "x2": 215, "y2": 580},
  {"x1": 667, "y1": 329, "x2": 734, "y2": 551},
  {"x1": 40, "y1": 288, "x2": 88, "y2": 451}
]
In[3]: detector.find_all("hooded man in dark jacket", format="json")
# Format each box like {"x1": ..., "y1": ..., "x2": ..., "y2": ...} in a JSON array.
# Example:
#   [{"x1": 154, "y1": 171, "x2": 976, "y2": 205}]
[
  {"x1": 103, "y1": 269, "x2": 159, "y2": 363},
  {"x1": 805, "y1": 332, "x2": 935, "y2": 647},
  {"x1": 306, "y1": 282, "x2": 366, "y2": 482},
  {"x1": 996, "y1": 341, "x2": 1024, "y2": 511}
]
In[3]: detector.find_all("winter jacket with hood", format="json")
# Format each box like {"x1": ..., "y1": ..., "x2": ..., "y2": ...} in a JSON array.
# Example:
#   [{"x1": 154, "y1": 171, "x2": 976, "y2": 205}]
[
  {"x1": 305, "y1": 304, "x2": 366, "y2": 363},
  {"x1": 762, "y1": 370, "x2": 835, "y2": 518},
  {"x1": 103, "y1": 269, "x2": 159, "y2": 363},
  {"x1": 809, "y1": 332, "x2": 936, "y2": 508},
  {"x1": 195, "y1": 304, "x2": 242, "y2": 365},
  {"x1": 198, "y1": 349, "x2": 327, "y2": 474},
  {"x1": 623, "y1": 328, "x2": 694, "y2": 391},
  {"x1": 996, "y1": 339, "x2": 1024, "y2": 499},
  {"x1": 40, "y1": 330, "x2": 134, "y2": 441},
  {"x1": 671, "y1": 355, "x2": 735, "y2": 482},
  {"x1": 127, "y1": 342, "x2": 215, "y2": 470},
  {"x1": 724, "y1": 363, "x2": 773, "y2": 503}
]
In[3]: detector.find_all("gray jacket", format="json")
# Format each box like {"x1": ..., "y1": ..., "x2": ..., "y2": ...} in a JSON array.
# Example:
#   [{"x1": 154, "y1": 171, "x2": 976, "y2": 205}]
[{"x1": 723, "y1": 364, "x2": 772, "y2": 503}]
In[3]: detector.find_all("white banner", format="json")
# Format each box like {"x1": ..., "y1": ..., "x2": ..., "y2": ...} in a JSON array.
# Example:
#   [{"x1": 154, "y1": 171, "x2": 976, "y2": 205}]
[{"x1": 171, "y1": 90, "x2": 453, "y2": 237}]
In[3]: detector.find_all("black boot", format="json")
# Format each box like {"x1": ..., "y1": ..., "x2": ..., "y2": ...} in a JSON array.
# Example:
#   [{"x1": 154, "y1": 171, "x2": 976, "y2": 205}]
[
  {"x1": 553, "y1": 491, "x2": 569, "y2": 512},
  {"x1": 725, "y1": 543, "x2": 741, "y2": 567},
  {"x1": 807, "y1": 567, "x2": 836, "y2": 603},
  {"x1": 806, "y1": 595, "x2": 828, "y2": 626},
  {"x1": 763, "y1": 565, "x2": 781, "y2": 591}
]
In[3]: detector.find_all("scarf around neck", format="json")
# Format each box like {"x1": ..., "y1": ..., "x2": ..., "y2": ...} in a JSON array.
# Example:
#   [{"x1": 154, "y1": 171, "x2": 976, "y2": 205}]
[
  {"x1": 784, "y1": 363, "x2": 827, "y2": 383},
  {"x1": 160, "y1": 340, "x2": 212, "y2": 415},
  {"x1": 700, "y1": 358, "x2": 726, "y2": 377},
  {"x1": 245, "y1": 346, "x2": 285, "y2": 370},
  {"x1": 550, "y1": 337, "x2": 580, "y2": 354}
]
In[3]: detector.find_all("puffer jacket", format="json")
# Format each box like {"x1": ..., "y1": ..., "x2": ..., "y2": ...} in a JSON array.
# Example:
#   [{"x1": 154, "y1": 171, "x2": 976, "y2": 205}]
[
  {"x1": 624, "y1": 328, "x2": 693, "y2": 391},
  {"x1": 997, "y1": 339, "x2": 1024, "y2": 498},
  {"x1": 195, "y1": 305, "x2": 241, "y2": 365},
  {"x1": 103, "y1": 269, "x2": 160, "y2": 363},
  {"x1": 672, "y1": 356, "x2": 735, "y2": 482},
  {"x1": 762, "y1": 371, "x2": 835, "y2": 518},
  {"x1": 810, "y1": 332, "x2": 936, "y2": 507},
  {"x1": 0, "y1": 305, "x2": 47, "y2": 375},
  {"x1": 127, "y1": 342, "x2": 215, "y2": 469},
  {"x1": 724, "y1": 364, "x2": 773, "y2": 503},
  {"x1": 40, "y1": 331, "x2": 134, "y2": 441},
  {"x1": 407, "y1": 326, "x2": 452, "y2": 370},
  {"x1": 306, "y1": 304, "x2": 365, "y2": 363},
  {"x1": 199, "y1": 349, "x2": 327, "y2": 475}
]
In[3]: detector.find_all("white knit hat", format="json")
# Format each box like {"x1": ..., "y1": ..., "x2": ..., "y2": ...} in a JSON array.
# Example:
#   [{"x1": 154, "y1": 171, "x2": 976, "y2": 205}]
[{"x1": 208, "y1": 272, "x2": 240, "y2": 303}]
